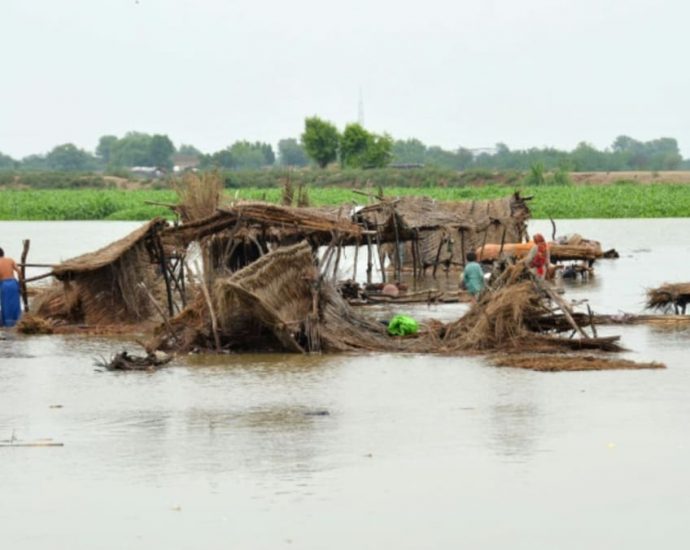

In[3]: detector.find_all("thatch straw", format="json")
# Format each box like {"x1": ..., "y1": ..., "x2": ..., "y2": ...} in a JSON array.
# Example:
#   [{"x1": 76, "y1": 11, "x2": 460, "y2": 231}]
[
  {"x1": 52, "y1": 219, "x2": 165, "y2": 277},
  {"x1": 492, "y1": 354, "x2": 665, "y2": 371},
  {"x1": 171, "y1": 171, "x2": 225, "y2": 222},
  {"x1": 646, "y1": 283, "x2": 690, "y2": 311},
  {"x1": 439, "y1": 263, "x2": 623, "y2": 353},
  {"x1": 16, "y1": 314, "x2": 55, "y2": 335}
]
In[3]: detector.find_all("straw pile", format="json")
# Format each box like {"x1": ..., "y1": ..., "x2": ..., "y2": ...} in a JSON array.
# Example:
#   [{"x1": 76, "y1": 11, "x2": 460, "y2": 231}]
[
  {"x1": 492, "y1": 354, "x2": 665, "y2": 371},
  {"x1": 646, "y1": 283, "x2": 690, "y2": 312},
  {"x1": 16, "y1": 314, "x2": 55, "y2": 335},
  {"x1": 439, "y1": 263, "x2": 623, "y2": 353},
  {"x1": 171, "y1": 171, "x2": 224, "y2": 222}
]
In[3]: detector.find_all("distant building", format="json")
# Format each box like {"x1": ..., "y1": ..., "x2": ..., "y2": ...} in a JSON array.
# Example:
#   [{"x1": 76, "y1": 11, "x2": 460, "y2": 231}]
[
  {"x1": 172, "y1": 154, "x2": 200, "y2": 173},
  {"x1": 130, "y1": 166, "x2": 166, "y2": 179}
]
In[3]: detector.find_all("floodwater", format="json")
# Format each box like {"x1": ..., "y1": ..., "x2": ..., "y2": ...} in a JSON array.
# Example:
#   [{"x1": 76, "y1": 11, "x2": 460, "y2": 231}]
[{"x1": 1, "y1": 219, "x2": 690, "y2": 549}]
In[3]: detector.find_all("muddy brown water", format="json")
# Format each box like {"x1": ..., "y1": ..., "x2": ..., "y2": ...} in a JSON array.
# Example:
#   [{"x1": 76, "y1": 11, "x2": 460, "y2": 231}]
[{"x1": 1, "y1": 219, "x2": 690, "y2": 549}]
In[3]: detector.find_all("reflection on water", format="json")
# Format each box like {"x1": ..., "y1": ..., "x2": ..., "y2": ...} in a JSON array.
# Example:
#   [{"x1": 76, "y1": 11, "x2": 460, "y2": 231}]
[{"x1": 2, "y1": 219, "x2": 690, "y2": 549}]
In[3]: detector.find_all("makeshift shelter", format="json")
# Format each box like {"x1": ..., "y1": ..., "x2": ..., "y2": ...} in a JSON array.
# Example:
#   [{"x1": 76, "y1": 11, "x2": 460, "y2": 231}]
[
  {"x1": 358, "y1": 193, "x2": 532, "y2": 279},
  {"x1": 37, "y1": 219, "x2": 168, "y2": 325}
]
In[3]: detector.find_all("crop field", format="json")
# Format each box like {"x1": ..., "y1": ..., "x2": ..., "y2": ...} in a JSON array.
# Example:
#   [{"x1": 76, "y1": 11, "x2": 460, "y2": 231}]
[{"x1": 0, "y1": 184, "x2": 689, "y2": 220}]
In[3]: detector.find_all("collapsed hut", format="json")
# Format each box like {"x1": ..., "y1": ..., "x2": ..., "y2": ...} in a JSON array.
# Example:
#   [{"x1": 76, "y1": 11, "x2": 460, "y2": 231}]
[
  {"x1": 358, "y1": 192, "x2": 532, "y2": 279},
  {"x1": 150, "y1": 241, "x2": 408, "y2": 354},
  {"x1": 36, "y1": 219, "x2": 169, "y2": 325}
]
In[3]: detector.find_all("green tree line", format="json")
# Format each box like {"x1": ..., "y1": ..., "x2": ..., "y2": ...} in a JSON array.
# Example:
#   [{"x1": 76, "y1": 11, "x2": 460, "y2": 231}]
[{"x1": 0, "y1": 124, "x2": 687, "y2": 173}]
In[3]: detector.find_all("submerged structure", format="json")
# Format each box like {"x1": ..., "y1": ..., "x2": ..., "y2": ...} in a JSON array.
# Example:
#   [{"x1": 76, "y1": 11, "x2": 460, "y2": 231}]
[{"x1": 25, "y1": 180, "x2": 646, "y2": 370}]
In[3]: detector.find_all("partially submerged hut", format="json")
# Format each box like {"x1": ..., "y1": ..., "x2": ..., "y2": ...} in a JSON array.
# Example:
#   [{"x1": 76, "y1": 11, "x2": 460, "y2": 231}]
[
  {"x1": 37, "y1": 219, "x2": 168, "y2": 325},
  {"x1": 358, "y1": 192, "x2": 532, "y2": 278},
  {"x1": 151, "y1": 241, "x2": 405, "y2": 354}
]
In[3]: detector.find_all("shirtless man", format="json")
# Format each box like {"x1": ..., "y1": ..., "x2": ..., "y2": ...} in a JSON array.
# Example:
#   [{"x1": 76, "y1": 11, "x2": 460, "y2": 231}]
[{"x1": 0, "y1": 248, "x2": 22, "y2": 327}]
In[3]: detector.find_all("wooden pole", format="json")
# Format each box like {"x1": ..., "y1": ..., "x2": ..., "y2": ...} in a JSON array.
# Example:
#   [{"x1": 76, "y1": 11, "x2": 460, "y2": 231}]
[
  {"x1": 20, "y1": 240, "x2": 30, "y2": 313},
  {"x1": 391, "y1": 210, "x2": 402, "y2": 282},
  {"x1": 352, "y1": 237, "x2": 360, "y2": 281},
  {"x1": 479, "y1": 226, "x2": 490, "y2": 261},
  {"x1": 193, "y1": 261, "x2": 221, "y2": 352},
  {"x1": 432, "y1": 233, "x2": 445, "y2": 278},
  {"x1": 411, "y1": 232, "x2": 418, "y2": 283},
  {"x1": 460, "y1": 229, "x2": 466, "y2": 267},
  {"x1": 138, "y1": 282, "x2": 176, "y2": 342},
  {"x1": 539, "y1": 280, "x2": 589, "y2": 339},
  {"x1": 154, "y1": 235, "x2": 174, "y2": 317},
  {"x1": 414, "y1": 232, "x2": 423, "y2": 278},
  {"x1": 498, "y1": 225, "x2": 507, "y2": 256},
  {"x1": 366, "y1": 232, "x2": 373, "y2": 284},
  {"x1": 375, "y1": 229, "x2": 386, "y2": 284}
]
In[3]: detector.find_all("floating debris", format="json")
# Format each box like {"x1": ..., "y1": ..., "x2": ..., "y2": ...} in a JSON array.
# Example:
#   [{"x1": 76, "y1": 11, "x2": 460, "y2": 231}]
[
  {"x1": 492, "y1": 354, "x2": 665, "y2": 372},
  {"x1": 97, "y1": 350, "x2": 173, "y2": 371}
]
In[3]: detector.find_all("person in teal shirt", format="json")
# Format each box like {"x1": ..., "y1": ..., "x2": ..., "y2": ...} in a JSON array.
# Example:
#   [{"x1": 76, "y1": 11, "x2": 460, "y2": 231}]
[{"x1": 462, "y1": 251, "x2": 485, "y2": 302}]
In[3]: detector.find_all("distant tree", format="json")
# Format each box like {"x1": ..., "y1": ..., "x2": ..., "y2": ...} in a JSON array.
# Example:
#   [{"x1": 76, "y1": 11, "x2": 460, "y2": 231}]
[
  {"x1": 278, "y1": 138, "x2": 309, "y2": 166},
  {"x1": 363, "y1": 133, "x2": 393, "y2": 168},
  {"x1": 177, "y1": 144, "x2": 202, "y2": 157},
  {"x1": 149, "y1": 134, "x2": 175, "y2": 169},
  {"x1": 45, "y1": 143, "x2": 96, "y2": 171},
  {"x1": 425, "y1": 146, "x2": 461, "y2": 169},
  {"x1": 340, "y1": 124, "x2": 392, "y2": 169},
  {"x1": 96, "y1": 135, "x2": 118, "y2": 164},
  {"x1": 228, "y1": 141, "x2": 272, "y2": 170},
  {"x1": 20, "y1": 154, "x2": 49, "y2": 170},
  {"x1": 392, "y1": 138, "x2": 426, "y2": 165},
  {"x1": 456, "y1": 147, "x2": 475, "y2": 170},
  {"x1": 302, "y1": 116, "x2": 340, "y2": 168},
  {"x1": 199, "y1": 149, "x2": 235, "y2": 169},
  {"x1": 259, "y1": 142, "x2": 275, "y2": 166},
  {"x1": 340, "y1": 123, "x2": 371, "y2": 168},
  {"x1": 109, "y1": 132, "x2": 154, "y2": 167},
  {"x1": 0, "y1": 151, "x2": 17, "y2": 170}
]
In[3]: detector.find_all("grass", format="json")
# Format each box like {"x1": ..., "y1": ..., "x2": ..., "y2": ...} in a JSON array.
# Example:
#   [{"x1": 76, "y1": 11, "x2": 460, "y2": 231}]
[{"x1": 0, "y1": 184, "x2": 689, "y2": 220}]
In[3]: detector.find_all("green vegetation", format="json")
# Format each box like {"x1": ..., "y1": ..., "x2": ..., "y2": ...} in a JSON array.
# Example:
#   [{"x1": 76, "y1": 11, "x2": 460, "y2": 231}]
[
  {"x1": 1, "y1": 184, "x2": 690, "y2": 220},
  {"x1": 301, "y1": 116, "x2": 340, "y2": 168},
  {"x1": 1, "y1": 129, "x2": 687, "y2": 174}
]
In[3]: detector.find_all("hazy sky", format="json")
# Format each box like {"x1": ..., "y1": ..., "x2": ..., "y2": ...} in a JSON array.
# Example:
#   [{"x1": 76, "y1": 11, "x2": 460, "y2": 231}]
[{"x1": 2, "y1": 0, "x2": 689, "y2": 158}]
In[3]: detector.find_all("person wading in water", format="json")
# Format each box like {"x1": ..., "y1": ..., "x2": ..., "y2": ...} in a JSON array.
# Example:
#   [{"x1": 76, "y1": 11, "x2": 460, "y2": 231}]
[{"x1": 0, "y1": 248, "x2": 23, "y2": 327}]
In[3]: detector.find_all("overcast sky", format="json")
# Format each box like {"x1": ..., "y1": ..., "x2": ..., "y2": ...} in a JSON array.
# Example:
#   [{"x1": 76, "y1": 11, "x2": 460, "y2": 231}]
[{"x1": 2, "y1": 0, "x2": 689, "y2": 158}]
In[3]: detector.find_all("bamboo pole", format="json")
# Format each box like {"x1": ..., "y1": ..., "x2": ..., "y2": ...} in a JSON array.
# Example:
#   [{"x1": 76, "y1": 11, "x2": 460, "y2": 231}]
[
  {"x1": 20, "y1": 240, "x2": 30, "y2": 313},
  {"x1": 193, "y1": 261, "x2": 221, "y2": 352},
  {"x1": 138, "y1": 282, "x2": 176, "y2": 343},
  {"x1": 375, "y1": 228, "x2": 386, "y2": 284},
  {"x1": 460, "y1": 229, "x2": 466, "y2": 267},
  {"x1": 352, "y1": 237, "x2": 360, "y2": 281},
  {"x1": 498, "y1": 225, "x2": 507, "y2": 256},
  {"x1": 539, "y1": 280, "x2": 589, "y2": 339},
  {"x1": 432, "y1": 233, "x2": 445, "y2": 278},
  {"x1": 366, "y1": 232, "x2": 373, "y2": 284},
  {"x1": 154, "y1": 235, "x2": 174, "y2": 316}
]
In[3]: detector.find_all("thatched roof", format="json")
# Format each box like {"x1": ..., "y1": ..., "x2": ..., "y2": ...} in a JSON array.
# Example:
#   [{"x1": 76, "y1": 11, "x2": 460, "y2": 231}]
[
  {"x1": 358, "y1": 192, "x2": 531, "y2": 240},
  {"x1": 162, "y1": 201, "x2": 363, "y2": 248},
  {"x1": 52, "y1": 218, "x2": 166, "y2": 279}
]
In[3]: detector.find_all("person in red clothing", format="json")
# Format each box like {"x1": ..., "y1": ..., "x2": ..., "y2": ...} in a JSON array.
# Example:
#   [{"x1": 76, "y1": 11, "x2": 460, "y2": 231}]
[{"x1": 524, "y1": 233, "x2": 550, "y2": 279}]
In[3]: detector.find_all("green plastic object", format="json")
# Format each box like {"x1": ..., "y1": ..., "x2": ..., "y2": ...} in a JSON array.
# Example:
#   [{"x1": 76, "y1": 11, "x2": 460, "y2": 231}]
[{"x1": 387, "y1": 314, "x2": 419, "y2": 336}]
